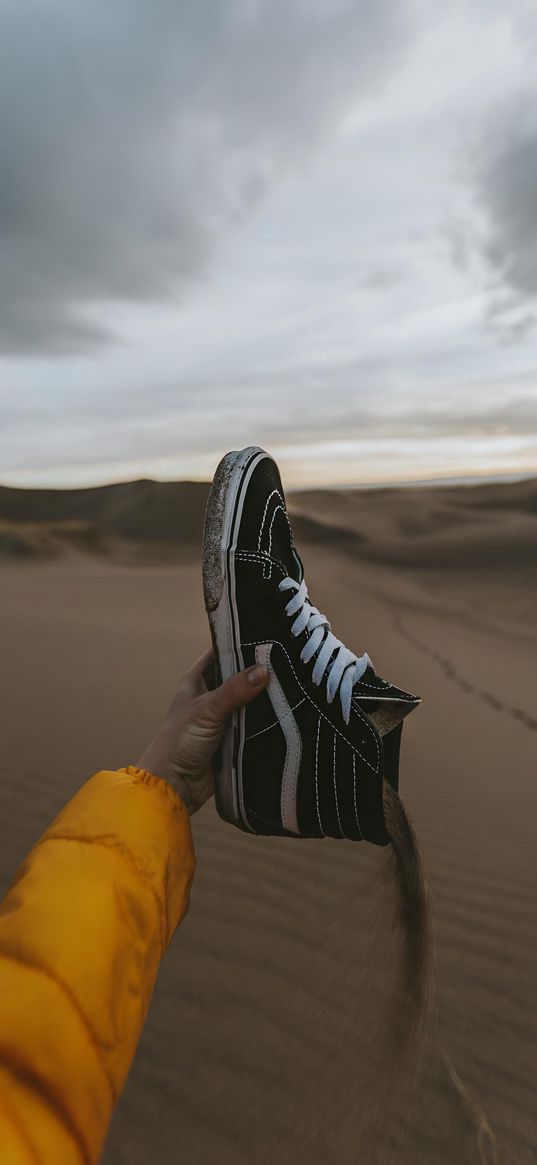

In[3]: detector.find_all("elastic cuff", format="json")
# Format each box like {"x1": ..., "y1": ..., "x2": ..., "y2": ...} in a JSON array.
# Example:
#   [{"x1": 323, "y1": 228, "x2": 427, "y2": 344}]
[{"x1": 117, "y1": 766, "x2": 188, "y2": 813}]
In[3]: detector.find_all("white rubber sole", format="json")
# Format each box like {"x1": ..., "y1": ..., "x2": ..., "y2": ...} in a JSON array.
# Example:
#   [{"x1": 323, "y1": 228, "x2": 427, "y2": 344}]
[{"x1": 202, "y1": 446, "x2": 270, "y2": 830}]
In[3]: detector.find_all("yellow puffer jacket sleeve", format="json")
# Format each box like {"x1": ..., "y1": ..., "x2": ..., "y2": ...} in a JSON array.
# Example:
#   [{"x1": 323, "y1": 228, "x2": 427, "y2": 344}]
[{"x1": 0, "y1": 766, "x2": 196, "y2": 1165}]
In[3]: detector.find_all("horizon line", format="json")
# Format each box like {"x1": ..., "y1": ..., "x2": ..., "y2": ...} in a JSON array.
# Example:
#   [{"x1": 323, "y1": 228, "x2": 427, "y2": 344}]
[{"x1": 1, "y1": 469, "x2": 535, "y2": 494}]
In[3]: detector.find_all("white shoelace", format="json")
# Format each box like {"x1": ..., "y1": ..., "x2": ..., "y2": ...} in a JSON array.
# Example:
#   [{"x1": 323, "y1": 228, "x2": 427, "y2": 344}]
[{"x1": 278, "y1": 576, "x2": 372, "y2": 724}]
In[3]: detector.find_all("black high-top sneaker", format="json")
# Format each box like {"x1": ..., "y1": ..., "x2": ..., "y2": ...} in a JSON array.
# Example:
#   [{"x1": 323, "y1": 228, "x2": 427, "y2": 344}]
[{"x1": 202, "y1": 447, "x2": 420, "y2": 844}]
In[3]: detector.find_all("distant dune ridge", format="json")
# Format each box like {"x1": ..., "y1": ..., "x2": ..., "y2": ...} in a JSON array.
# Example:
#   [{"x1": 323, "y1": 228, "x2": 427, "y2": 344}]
[
  {"x1": 291, "y1": 476, "x2": 537, "y2": 568},
  {"x1": 0, "y1": 479, "x2": 210, "y2": 560},
  {"x1": 1, "y1": 474, "x2": 536, "y2": 567}
]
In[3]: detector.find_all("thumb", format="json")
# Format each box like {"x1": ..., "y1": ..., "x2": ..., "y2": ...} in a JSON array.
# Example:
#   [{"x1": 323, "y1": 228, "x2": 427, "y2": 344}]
[{"x1": 200, "y1": 664, "x2": 270, "y2": 726}]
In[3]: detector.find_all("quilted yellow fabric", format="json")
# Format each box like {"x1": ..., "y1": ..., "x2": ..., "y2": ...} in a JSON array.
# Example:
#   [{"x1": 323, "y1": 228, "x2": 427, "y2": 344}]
[{"x1": 0, "y1": 767, "x2": 195, "y2": 1164}]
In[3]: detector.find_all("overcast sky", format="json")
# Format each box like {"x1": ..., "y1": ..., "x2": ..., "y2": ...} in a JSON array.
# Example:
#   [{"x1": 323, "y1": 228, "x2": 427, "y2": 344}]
[{"x1": 1, "y1": 0, "x2": 537, "y2": 488}]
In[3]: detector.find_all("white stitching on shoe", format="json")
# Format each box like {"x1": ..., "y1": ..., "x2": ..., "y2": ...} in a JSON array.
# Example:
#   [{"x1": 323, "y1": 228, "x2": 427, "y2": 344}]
[
  {"x1": 240, "y1": 638, "x2": 380, "y2": 773},
  {"x1": 245, "y1": 698, "x2": 306, "y2": 740},
  {"x1": 266, "y1": 504, "x2": 291, "y2": 562},
  {"x1": 355, "y1": 693, "x2": 416, "y2": 702},
  {"x1": 352, "y1": 751, "x2": 362, "y2": 838},
  {"x1": 258, "y1": 489, "x2": 281, "y2": 577},
  {"x1": 235, "y1": 550, "x2": 287, "y2": 579},
  {"x1": 257, "y1": 490, "x2": 294, "y2": 579},
  {"x1": 258, "y1": 489, "x2": 282, "y2": 550},
  {"x1": 333, "y1": 734, "x2": 343, "y2": 836},
  {"x1": 264, "y1": 505, "x2": 287, "y2": 578},
  {"x1": 315, "y1": 715, "x2": 324, "y2": 835}
]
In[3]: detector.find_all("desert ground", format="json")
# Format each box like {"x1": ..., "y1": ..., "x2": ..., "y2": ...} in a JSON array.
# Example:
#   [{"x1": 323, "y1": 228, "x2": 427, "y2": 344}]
[{"x1": 0, "y1": 476, "x2": 535, "y2": 1163}]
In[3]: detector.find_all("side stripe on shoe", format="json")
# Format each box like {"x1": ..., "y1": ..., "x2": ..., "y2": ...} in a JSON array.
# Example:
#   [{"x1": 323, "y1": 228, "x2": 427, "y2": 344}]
[{"x1": 255, "y1": 643, "x2": 302, "y2": 835}]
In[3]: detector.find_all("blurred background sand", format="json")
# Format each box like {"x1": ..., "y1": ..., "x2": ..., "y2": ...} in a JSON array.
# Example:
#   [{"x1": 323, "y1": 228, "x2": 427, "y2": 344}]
[{"x1": 0, "y1": 477, "x2": 535, "y2": 1163}]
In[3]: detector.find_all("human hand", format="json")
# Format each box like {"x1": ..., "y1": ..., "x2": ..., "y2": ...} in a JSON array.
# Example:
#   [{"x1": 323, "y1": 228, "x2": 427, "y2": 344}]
[{"x1": 136, "y1": 649, "x2": 269, "y2": 814}]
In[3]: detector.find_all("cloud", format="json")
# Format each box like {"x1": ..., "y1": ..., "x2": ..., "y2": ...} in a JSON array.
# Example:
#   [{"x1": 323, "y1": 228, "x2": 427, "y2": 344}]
[
  {"x1": 473, "y1": 96, "x2": 537, "y2": 320},
  {"x1": 0, "y1": 0, "x2": 412, "y2": 354},
  {"x1": 3, "y1": 351, "x2": 537, "y2": 481}
]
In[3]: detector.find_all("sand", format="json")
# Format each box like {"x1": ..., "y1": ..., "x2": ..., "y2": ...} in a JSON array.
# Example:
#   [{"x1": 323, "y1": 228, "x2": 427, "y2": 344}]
[{"x1": 0, "y1": 478, "x2": 535, "y2": 1163}]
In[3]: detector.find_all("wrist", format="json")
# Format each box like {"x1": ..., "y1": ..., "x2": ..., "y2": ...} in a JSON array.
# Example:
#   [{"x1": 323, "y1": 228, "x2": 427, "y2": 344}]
[{"x1": 136, "y1": 739, "x2": 193, "y2": 811}]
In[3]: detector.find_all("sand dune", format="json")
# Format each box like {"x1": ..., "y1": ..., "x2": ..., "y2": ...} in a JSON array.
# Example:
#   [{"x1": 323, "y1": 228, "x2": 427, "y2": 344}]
[
  {"x1": 1, "y1": 475, "x2": 536, "y2": 570},
  {"x1": 0, "y1": 479, "x2": 535, "y2": 1162},
  {"x1": 0, "y1": 479, "x2": 209, "y2": 559},
  {"x1": 290, "y1": 477, "x2": 537, "y2": 569}
]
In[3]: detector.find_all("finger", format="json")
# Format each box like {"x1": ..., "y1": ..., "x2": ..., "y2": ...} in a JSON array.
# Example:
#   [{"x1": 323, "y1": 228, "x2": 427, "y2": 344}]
[
  {"x1": 202, "y1": 652, "x2": 218, "y2": 693},
  {"x1": 179, "y1": 648, "x2": 214, "y2": 697},
  {"x1": 199, "y1": 664, "x2": 269, "y2": 725}
]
